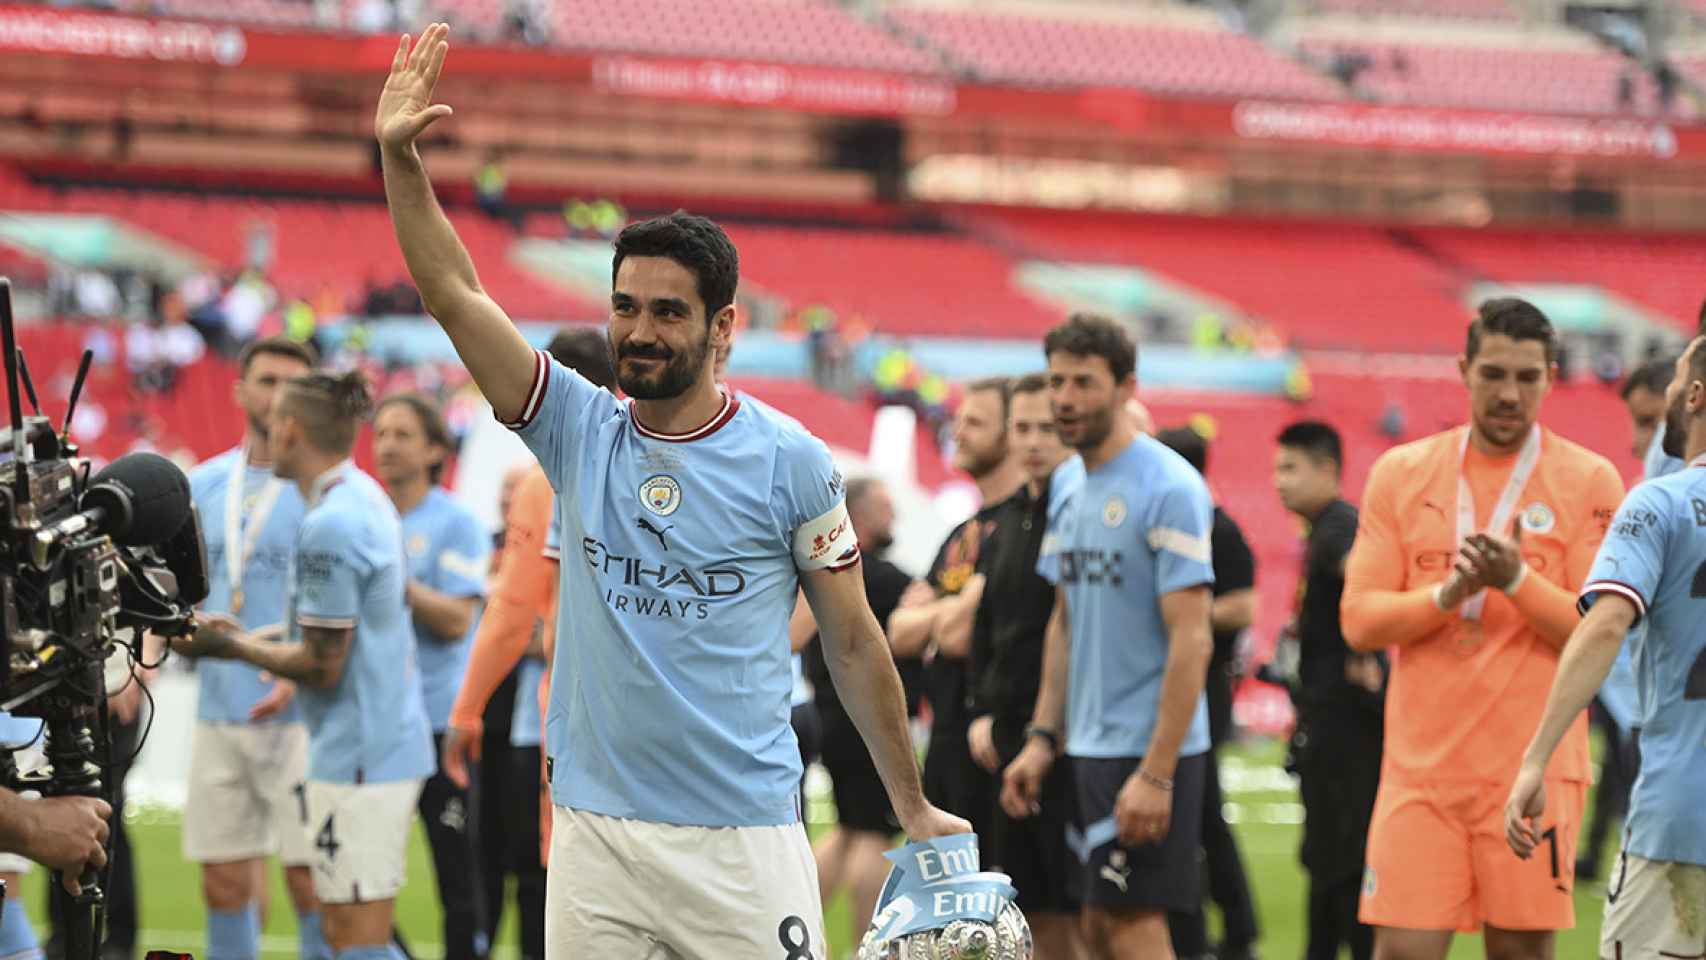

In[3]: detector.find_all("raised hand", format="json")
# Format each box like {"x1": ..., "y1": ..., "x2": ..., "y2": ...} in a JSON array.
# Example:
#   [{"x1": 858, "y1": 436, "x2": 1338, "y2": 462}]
[{"x1": 375, "y1": 23, "x2": 454, "y2": 152}]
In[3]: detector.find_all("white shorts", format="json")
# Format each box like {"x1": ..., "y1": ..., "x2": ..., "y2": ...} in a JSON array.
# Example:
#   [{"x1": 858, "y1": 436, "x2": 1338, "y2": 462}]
[
  {"x1": 304, "y1": 779, "x2": 422, "y2": 905},
  {"x1": 545, "y1": 805, "x2": 826, "y2": 960},
  {"x1": 1601, "y1": 851, "x2": 1706, "y2": 960},
  {"x1": 183, "y1": 722, "x2": 313, "y2": 866}
]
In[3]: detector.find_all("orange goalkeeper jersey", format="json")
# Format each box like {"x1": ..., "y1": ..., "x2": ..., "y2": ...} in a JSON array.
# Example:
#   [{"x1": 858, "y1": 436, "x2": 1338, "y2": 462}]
[
  {"x1": 449, "y1": 466, "x2": 557, "y2": 735},
  {"x1": 1341, "y1": 425, "x2": 1623, "y2": 785}
]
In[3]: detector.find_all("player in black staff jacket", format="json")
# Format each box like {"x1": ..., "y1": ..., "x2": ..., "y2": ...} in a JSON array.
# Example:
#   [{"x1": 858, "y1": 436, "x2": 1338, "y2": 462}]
[
  {"x1": 965, "y1": 374, "x2": 1087, "y2": 959},
  {"x1": 1273, "y1": 420, "x2": 1384, "y2": 960}
]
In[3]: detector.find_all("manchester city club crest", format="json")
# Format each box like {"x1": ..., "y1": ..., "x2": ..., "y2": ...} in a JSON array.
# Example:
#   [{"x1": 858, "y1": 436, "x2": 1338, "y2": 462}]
[
  {"x1": 1102, "y1": 495, "x2": 1128, "y2": 529},
  {"x1": 1520, "y1": 501, "x2": 1556, "y2": 535},
  {"x1": 639, "y1": 475, "x2": 682, "y2": 517},
  {"x1": 407, "y1": 533, "x2": 429, "y2": 558}
]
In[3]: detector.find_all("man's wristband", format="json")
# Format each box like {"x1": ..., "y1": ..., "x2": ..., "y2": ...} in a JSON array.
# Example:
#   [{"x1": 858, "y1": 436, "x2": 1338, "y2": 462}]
[
  {"x1": 1136, "y1": 768, "x2": 1174, "y2": 792},
  {"x1": 1502, "y1": 564, "x2": 1529, "y2": 595},
  {"x1": 1023, "y1": 724, "x2": 1059, "y2": 752},
  {"x1": 1432, "y1": 582, "x2": 1452, "y2": 611}
]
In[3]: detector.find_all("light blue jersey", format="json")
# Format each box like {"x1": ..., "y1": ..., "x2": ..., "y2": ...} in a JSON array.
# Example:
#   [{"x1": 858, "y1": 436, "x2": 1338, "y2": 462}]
[
  {"x1": 510, "y1": 656, "x2": 546, "y2": 749},
  {"x1": 1600, "y1": 424, "x2": 1683, "y2": 728},
  {"x1": 506, "y1": 351, "x2": 859, "y2": 827},
  {"x1": 1644, "y1": 422, "x2": 1686, "y2": 481},
  {"x1": 189, "y1": 447, "x2": 305, "y2": 725},
  {"x1": 1579, "y1": 462, "x2": 1706, "y2": 866},
  {"x1": 0, "y1": 712, "x2": 41, "y2": 747},
  {"x1": 1037, "y1": 435, "x2": 1213, "y2": 760},
  {"x1": 401, "y1": 488, "x2": 491, "y2": 732},
  {"x1": 291, "y1": 463, "x2": 435, "y2": 784},
  {"x1": 738, "y1": 393, "x2": 814, "y2": 712}
]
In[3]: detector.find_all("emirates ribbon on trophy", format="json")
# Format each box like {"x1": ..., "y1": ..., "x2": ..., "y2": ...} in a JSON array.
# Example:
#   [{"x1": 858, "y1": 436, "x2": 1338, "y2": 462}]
[{"x1": 866, "y1": 835, "x2": 1019, "y2": 942}]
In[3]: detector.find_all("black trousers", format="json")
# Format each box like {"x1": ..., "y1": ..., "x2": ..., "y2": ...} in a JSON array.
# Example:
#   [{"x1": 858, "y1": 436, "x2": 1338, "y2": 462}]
[
  {"x1": 420, "y1": 732, "x2": 488, "y2": 960},
  {"x1": 1167, "y1": 746, "x2": 1259, "y2": 956},
  {"x1": 1296, "y1": 704, "x2": 1382, "y2": 960},
  {"x1": 477, "y1": 669, "x2": 518, "y2": 945},
  {"x1": 1308, "y1": 873, "x2": 1372, "y2": 960},
  {"x1": 46, "y1": 713, "x2": 139, "y2": 960},
  {"x1": 508, "y1": 746, "x2": 546, "y2": 960}
]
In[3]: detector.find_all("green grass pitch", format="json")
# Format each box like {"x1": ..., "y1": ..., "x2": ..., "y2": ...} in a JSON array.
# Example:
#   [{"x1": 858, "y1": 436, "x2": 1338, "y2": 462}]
[{"x1": 13, "y1": 739, "x2": 1612, "y2": 960}]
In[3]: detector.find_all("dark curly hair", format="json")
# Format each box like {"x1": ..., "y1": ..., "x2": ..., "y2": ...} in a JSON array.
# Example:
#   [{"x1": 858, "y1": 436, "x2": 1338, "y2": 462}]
[
  {"x1": 1043, "y1": 313, "x2": 1137, "y2": 384},
  {"x1": 611, "y1": 211, "x2": 740, "y2": 322},
  {"x1": 1467, "y1": 297, "x2": 1556, "y2": 364}
]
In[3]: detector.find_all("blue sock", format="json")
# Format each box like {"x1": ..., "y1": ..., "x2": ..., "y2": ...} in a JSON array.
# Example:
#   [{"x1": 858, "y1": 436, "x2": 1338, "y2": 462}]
[
  {"x1": 336, "y1": 945, "x2": 393, "y2": 960},
  {"x1": 0, "y1": 896, "x2": 39, "y2": 960},
  {"x1": 207, "y1": 907, "x2": 258, "y2": 960},
  {"x1": 298, "y1": 911, "x2": 333, "y2": 960},
  {"x1": 388, "y1": 944, "x2": 408, "y2": 960}
]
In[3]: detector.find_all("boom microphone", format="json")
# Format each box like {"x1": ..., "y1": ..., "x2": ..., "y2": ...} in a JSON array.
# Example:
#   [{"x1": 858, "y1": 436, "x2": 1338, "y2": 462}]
[
  {"x1": 81, "y1": 452, "x2": 193, "y2": 545},
  {"x1": 38, "y1": 452, "x2": 193, "y2": 551}
]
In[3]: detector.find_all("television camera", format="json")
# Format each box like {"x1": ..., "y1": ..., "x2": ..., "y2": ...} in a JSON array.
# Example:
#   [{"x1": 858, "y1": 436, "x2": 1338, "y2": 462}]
[{"x1": 0, "y1": 278, "x2": 207, "y2": 960}]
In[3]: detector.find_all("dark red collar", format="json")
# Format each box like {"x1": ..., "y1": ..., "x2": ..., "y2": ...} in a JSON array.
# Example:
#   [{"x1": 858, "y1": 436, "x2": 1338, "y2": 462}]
[{"x1": 629, "y1": 389, "x2": 740, "y2": 443}]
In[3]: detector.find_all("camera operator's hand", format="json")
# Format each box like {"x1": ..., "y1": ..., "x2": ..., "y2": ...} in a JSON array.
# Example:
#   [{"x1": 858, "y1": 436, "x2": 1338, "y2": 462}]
[
  {"x1": 23, "y1": 796, "x2": 111, "y2": 894},
  {"x1": 171, "y1": 613, "x2": 242, "y2": 660}
]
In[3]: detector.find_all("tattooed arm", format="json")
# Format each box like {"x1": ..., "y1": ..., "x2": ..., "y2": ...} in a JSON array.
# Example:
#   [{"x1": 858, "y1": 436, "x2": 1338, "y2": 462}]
[{"x1": 174, "y1": 615, "x2": 354, "y2": 690}]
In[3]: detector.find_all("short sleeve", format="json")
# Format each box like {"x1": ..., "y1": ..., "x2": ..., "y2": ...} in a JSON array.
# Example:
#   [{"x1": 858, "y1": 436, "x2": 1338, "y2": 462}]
[
  {"x1": 1035, "y1": 518, "x2": 1062, "y2": 586},
  {"x1": 504, "y1": 350, "x2": 620, "y2": 495},
  {"x1": 1579, "y1": 482, "x2": 1669, "y2": 624},
  {"x1": 1149, "y1": 478, "x2": 1215, "y2": 596},
  {"x1": 778, "y1": 434, "x2": 859, "y2": 572},
  {"x1": 1210, "y1": 511, "x2": 1255, "y2": 595},
  {"x1": 437, "y1": 508, "x2": 491, "y2": 599},
  {"x1": 295, "y1": 514, "x2": 363, "y2": 629}
]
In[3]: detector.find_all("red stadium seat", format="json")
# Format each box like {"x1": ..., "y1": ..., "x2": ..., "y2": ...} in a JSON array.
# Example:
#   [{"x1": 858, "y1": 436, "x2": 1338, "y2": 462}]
[{"x1": 887, "y1": 7, "x2": 1341, "y2": 100}]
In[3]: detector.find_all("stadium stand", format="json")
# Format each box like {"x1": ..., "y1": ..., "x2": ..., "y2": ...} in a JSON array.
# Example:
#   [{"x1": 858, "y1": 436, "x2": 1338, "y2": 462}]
[
  {"x1": 549, "y1": 0, "x2": 940, "y2": 73},
  {"x1": 1298, "y1": 39, "x2": 1652, "y2": 116},
  {"x1": 888, "y1": 7, "x2": 1343, "y2": 99},
  {"x1": 724, "y1": 223, "x2": 1061, "y2": 337},
  {"x1": 1310, "y1": 0, "x2": 1520, "y2": 22},
  {"x1": 1418, "y1": 224, "x2": 1706, "y2": 326},
  {"x1": 0, "y1": 181, "x2": 599, "y2": 321},
  {"x1": 967, "y1": 208, "x2": 1472, "y2": 352}
]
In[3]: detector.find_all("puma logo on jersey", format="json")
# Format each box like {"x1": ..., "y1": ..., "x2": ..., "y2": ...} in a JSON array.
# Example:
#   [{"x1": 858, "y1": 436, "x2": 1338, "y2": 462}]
[{"x1": 636, "y1": 517, "x2": 673, "y2": 551}]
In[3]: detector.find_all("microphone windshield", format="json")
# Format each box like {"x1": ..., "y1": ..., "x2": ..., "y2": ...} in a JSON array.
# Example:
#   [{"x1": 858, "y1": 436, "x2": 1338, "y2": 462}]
[{"x1": 83, "y1": 452, "x2": 193, "y2": 546}]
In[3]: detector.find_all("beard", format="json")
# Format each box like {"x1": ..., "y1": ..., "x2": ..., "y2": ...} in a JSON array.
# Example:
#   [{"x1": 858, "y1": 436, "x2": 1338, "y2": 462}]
[
  {"x1": 867, "y1": 531, "x2": 894, "y2": 555},
  {"x1": 1474, "y1": 405, "x2": 1531, "y2": 451},
  {"x1": 613, "y1": 327, "x2": 710, "y2": 400},
  {"x1": 955, "y1": 439, "x2": 1008, "y2": 479},
  {"x1": 1663, "y1": 393, "x2": 1687, "y2": 459},
  {"x1": 1069, "y1": 403, "x2": 1116, "y2": 452}
]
